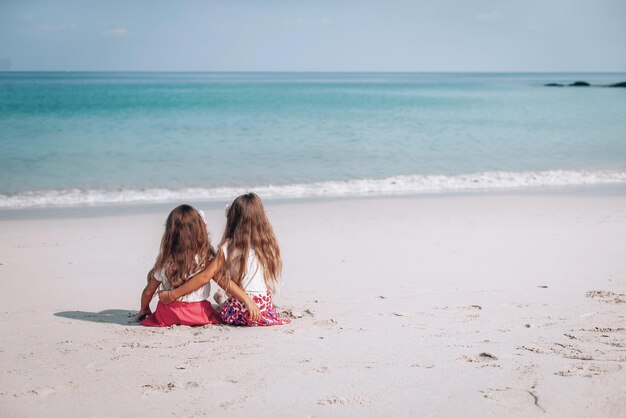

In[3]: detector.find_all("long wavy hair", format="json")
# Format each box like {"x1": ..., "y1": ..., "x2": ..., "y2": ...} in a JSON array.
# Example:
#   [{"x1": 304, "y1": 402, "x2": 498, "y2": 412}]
[
  {"x1": 150, "y1": 204, "x2": 214, "y2": 288},
  {"x1": 217, "y1": 193, "x2": 281, "y2": 291}
]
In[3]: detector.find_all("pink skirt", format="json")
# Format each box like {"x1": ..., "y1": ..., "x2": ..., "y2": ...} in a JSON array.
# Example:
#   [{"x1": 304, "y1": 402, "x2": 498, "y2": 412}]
[
  {"x1": 220, "y1": 290, "x2": 290, "y2": 327},
  {"x1": 141, "y1": 300, "x2": 223, "y2": 327}
]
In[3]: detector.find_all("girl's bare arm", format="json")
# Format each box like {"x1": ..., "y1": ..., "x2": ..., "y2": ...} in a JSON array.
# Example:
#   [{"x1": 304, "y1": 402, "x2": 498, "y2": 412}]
[
  {"x1": 137, "y1": 271, "x2": 161, "y2": 321},
  {"x1": 213, "y1": 274, "x2": 261, "y2": 323},
  {"x1": 163, "y1": 257, "x2": 222, "y2": 301},
  {"x1": 158, "y1": 256, "x2": 260, "y2": 322}
]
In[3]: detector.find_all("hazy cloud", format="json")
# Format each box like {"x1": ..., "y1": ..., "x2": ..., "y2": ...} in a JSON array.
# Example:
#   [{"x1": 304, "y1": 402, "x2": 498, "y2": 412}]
[
  {"x1": 107, "y1": 27, "x2": 128, "y2": 38},
  {"x1": 107, "y1": 27, "x2": 129, "y2": 37}
]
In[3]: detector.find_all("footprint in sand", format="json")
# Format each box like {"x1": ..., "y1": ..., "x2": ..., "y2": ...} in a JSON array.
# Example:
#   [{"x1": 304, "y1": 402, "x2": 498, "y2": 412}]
[
  {"x1": 461, "y1": 352, "x2": 499, "y2": 365},
  {"x1": 305, "y1": 365, "x2": 332, "y2": 374},
  {"x1": 572, "y1": 328, "x2": 626, "y2": 348},
  {"x1": 121, "y1": 342, "x2": 152, "y2": 349},
  {"x1": 580, "y1": 326, "x2": 625, "y2": 333},
  {"x1": 555, "y1": 363, "x2": 622, "y2": 378},
  {"x1": 318, "y1": 395, "x2": 368, "y2": 406},
  {"x1": 481, "y1": 387, "x2": 544, "y2": 413},
  {"x1": 220, "y1": 395, "x2": 249, "y2": 409},
  {"x1": 361, "y1": 362, "x2": 377, "y2": 370},
  {"x1": 391, "y1": 312, "x2": 411, "y2": 317},
  {"x1": 551, "y1": 343, "x2": 593, "y2": 360},
  {"x1": 519, "y1": 342, "x2": 626, "y2": 362},
  {"x1": 142, "y1": 382, "x2": 176, "y2": 392},
  {"x1": 600, "y1": 338, "x2": 626, "y2": 348},
  {"x1": 441, "y1": 304, "x2": 482, "y2": 312},
  {"x1": 515, "y1": 363, "x2": 538, "y2": 377},
  {"x1": 585, "y1": 290, "x2": 626, "y2": 304},
  {"x1": 525, "y1": 321, "x2": 557, "y2": 329},
  {"x1": 28, "y1": 387, "x2": 56, "y2": 397},
  {"x1": 278, "y1": 307, "x2": 315, "y2": 319},
  {"x1": 410, "y1": 363, "x2": 435, "y2": 369},
  {"x1": 175, "y1": 357, "x2": 202, "y2": 370},
  {"x1": 440, "y1": 305, "x2": 483, "y2": 322},
  {"x1": 313, "y1": 318, "x2": 339, "y2": 328},
  {"x1": 142, "y1": 381, "x2": 202, "y2": 393},
  {"x1": 463, "y1": 313, "x2": 480, "y2": 322}
]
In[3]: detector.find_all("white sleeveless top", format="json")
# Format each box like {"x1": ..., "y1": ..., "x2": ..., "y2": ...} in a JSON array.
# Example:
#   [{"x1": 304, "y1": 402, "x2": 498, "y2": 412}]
[
  {"x1": 153, "y1": 256, "x2": 210, "y2": 303},
  {"x1": 222, "y1": 243, "x2": 268, "y2": 295}
]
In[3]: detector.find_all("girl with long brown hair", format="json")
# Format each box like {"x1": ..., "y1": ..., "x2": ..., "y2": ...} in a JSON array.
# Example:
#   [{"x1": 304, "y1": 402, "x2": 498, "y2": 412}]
[
  {"x1": 159, "y1": 193, "x2": 290, "y2": 326},
  {"x1": 137, "y1": 204, "x2": 260, "y2": 327}
]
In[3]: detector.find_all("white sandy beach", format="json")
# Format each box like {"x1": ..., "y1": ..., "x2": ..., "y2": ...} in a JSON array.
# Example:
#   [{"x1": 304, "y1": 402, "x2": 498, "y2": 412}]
[{"x1": 1, "y1": 192, "x2": 625, "y2": 417}]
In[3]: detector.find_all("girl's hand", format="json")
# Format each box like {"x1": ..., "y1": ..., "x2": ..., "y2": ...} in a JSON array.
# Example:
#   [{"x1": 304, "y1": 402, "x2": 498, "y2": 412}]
[
  {"x1": 158, "y1": 290, "x2": 175, "y2": 305},
  {"x1": 139, "y1": 277, "x2": 160, "y2": 321},
  {"x1": 246, "y1": 301, "x2": 261, "y2": 323},
  {"x1": 136, "y1": 308, "x2": 151, "y2": 322}
]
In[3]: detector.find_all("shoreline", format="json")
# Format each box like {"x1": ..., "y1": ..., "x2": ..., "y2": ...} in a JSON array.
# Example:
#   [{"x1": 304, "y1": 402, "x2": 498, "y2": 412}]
[{"x1": 1, "y1": 183, "x2": 625, "y2": 221}]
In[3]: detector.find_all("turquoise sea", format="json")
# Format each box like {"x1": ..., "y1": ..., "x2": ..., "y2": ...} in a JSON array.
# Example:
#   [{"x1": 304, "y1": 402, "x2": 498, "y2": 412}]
[{"x1": 1, "y1": 72, "x2": 625, "y2": 208}]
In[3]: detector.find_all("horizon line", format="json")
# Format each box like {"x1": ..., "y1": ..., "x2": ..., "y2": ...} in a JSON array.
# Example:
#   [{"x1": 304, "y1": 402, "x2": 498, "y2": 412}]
[{"x1": 2, "y1": 70, "x2": 626, "y2": 74}]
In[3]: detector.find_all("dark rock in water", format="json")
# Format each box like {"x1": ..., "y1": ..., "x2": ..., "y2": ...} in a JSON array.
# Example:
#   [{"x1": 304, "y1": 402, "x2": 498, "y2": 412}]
[
  {"x1": 544, "y1": 83, "x2": 565, "y2": 87},
  {"x1": 608, "y1": 81, "x2": 626, "y2": 88},
  {"x1": 569, "y1": 81, "x2": 590, "y2": 87}
]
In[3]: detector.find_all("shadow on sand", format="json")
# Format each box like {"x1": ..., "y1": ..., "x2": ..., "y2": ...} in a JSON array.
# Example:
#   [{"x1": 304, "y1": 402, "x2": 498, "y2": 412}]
[{"x1": 54, "y1": 309, "x2": 140, "y2": 326}]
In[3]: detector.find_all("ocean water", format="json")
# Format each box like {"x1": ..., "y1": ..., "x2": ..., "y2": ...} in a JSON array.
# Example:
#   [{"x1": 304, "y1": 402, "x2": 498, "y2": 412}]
[{"x1": 1, "y1": 72, "x2": 625, "y2": 208}]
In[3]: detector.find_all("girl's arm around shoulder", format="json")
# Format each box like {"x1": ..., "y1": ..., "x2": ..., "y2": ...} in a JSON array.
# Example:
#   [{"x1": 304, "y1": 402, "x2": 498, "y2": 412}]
[
  {"x1": 157, "y1": 255, "x2": 260, "y2": 322},
  {"x1": 159, "y1": 257, "x2": 222, "y2": 303}
]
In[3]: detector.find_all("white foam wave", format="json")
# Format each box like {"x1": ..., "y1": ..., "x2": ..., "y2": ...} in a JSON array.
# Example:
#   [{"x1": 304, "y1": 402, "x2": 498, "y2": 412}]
[{"x1": 1, "y1": 170, "x2": 625, "y2": 209}]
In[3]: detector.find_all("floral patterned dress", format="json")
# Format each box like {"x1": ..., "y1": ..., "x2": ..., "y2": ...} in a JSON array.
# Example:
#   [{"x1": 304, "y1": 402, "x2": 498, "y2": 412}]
[{"x1": 220, "y1": 290, "x2": 290, "y2": 326}]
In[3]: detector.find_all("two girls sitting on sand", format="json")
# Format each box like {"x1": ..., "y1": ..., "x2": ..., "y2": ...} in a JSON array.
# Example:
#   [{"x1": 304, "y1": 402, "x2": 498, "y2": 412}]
[{"x1": 137, "y1": 193, "x2": 290, "y2": 327}]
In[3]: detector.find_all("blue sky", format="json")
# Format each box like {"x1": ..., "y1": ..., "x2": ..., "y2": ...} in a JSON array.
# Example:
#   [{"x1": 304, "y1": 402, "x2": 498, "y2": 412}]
[{"x1": 1, "y1": 0, "x2": 625, "y2": 71}]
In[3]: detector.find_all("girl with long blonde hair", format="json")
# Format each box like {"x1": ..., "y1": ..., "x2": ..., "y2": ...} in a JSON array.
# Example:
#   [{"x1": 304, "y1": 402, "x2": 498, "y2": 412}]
[
  {"x1": 138, "y1": 204, "x2": 260, "y2": 327},
  {"x1": 160, "y1": 194, "x2": 290, "y2": 326}
]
